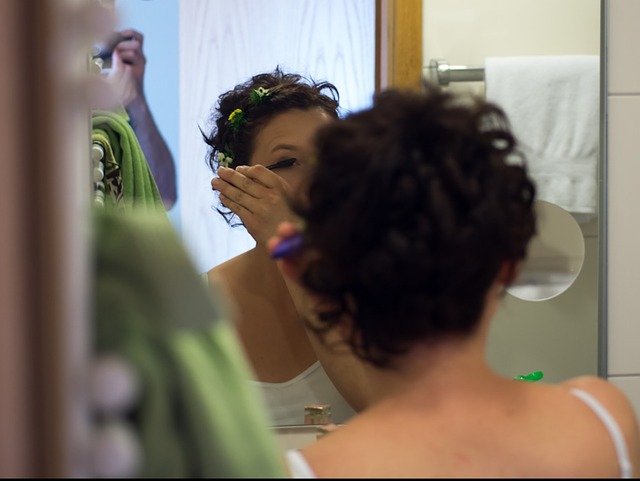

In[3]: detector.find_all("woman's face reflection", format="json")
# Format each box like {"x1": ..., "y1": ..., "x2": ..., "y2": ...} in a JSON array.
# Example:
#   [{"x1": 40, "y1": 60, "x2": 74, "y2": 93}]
[{"x1": 250, "y1": 108, "x2": 331, "y2": 193}]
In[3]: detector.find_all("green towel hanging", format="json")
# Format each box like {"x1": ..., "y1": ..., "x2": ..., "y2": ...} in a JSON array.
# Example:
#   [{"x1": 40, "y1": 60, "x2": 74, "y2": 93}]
[
  {"x1": 92, "y1": 109, "x2": 164, "y2": 212},
  {"x1": 92, "y1": 209, "x2": 287, "y2": 477}
]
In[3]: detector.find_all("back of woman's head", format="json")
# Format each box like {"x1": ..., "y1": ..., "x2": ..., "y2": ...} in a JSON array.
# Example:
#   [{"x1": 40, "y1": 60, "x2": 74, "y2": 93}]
[{"x1": 295, "y1": 82, "x2": 536, "y2": 368}]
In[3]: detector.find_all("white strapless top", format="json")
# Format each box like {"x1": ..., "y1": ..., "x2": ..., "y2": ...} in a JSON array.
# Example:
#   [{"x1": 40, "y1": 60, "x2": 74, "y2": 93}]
[
  {"x1": 200, "y1": 272, "x2": 356, "y2": 427},
  {"x1": 252, "y1": 360, "x2": 356, "y2": 426}
]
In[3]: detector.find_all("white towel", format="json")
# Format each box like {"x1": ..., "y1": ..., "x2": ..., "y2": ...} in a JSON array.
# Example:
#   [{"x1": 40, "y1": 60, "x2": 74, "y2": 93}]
[{"x1": 485, "y1": 55, "x2": 600, "y2": 217}]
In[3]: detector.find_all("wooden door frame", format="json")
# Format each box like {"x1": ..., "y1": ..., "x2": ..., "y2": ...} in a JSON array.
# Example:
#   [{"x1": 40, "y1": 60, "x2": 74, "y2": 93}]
[{"x1": 375, "y1": 0, "x2": 423, "y2": 92}]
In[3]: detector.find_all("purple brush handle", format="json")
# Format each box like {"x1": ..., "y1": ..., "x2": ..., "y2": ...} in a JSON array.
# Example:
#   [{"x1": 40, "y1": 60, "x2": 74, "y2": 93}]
[{"x1": 271, "y1": 233, "x2": 304, "y2": 259}]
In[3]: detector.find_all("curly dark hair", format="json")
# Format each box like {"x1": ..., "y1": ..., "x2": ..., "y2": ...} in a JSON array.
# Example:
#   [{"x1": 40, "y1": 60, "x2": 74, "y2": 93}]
[
  {"x1": 291, "y1": 82, "x2": 537, "y2": 369},
  {"x1": 201, "y1": 66, "x2": 341, "y2": 225}
]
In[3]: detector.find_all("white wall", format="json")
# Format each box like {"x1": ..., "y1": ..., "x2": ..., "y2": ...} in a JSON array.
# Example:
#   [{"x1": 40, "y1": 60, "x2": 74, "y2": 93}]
[
  {"x1": 606, "y1": 0, "x2": 640, "y2": 419},
  {"x1": 423, "y1": 0, "x2": 599, "y2": 96}
]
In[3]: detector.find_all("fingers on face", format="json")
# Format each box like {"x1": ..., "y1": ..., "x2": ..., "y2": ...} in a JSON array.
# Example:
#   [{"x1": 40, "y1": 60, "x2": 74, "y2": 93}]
[
  {"x1": 217, "y1": 168, "x2": 262, "y2": 199},
  {"x1": 219, "y1": 192, "x2": 252, "y2": 216},
  {"x1": 214, "y1": 172, "x2": 255, "y2": 214},
  {"x1": 240, "y1": 174, "x2": 254, "y2": 191},
  {"x1": 237, "y1": 164, "x2": 282, "y2": 189},
  {"x1": 214, "y1": 167, "x2": 285, "y2": 219}
]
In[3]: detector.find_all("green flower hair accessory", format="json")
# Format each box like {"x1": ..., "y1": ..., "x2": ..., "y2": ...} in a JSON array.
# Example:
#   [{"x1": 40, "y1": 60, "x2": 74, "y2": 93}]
[
  {"x1": 250, "y1": 86, "x2": 271, "y2": 103},
  {"x1": 217, "y1": 150, "x2": 234, "y2": 168},
  {"x1": 228, "y1": 108, "x2": 245, "y2": 131}
]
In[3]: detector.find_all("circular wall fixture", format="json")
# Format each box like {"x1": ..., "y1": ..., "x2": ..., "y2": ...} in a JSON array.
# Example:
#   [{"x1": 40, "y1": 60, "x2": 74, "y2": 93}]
[{"x1": 506, "y1": 200, "x2": 586, "y2": 301}]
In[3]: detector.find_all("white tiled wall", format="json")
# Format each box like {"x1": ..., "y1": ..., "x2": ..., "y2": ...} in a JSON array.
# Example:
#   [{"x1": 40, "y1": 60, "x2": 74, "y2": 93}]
[{"x1": 607, "y1": 0, "x2": 640, "y2": 416}]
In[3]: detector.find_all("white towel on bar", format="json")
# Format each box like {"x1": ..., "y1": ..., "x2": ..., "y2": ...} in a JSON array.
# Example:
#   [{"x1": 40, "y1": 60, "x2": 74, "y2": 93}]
[{"x1": 485, "y1": 55, "x2": 600, "y2": 218}]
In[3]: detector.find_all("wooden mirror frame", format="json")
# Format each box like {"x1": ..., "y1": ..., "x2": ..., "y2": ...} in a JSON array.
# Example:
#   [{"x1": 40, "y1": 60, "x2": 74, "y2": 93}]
[{"x1": 375, "y1": 0, "x2": 423, "y2": 92}]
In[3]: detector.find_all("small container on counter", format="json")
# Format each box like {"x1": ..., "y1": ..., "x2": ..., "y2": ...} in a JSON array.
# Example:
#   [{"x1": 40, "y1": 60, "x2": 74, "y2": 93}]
[{"x1": 304, "y1": 403, "x2": 332, "y2": 425}]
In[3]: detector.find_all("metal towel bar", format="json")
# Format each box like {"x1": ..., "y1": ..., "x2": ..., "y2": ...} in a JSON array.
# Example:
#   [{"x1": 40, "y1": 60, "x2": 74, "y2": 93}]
[{"x1": 424, "y1": 59, "x2": 485, "y2": 86}]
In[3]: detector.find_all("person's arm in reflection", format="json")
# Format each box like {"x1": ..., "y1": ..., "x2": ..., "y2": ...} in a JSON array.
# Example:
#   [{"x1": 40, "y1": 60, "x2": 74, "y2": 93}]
[
  {"x1": 213, "y1": 162, "x2": 372, "y2": 413},
  {"x1": 110, "y1": 29, "x2": 177, "y2": 209},
  {"x1": 235, "y1": 167, "x2": 372, "y2": 412}
]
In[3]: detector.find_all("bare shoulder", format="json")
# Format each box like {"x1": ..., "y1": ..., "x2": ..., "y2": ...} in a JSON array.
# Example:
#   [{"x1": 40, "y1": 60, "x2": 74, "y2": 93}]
[
  {"x1": 563, "y1": 375, "x2": 640, "y2": 474},
  {"x1": 205, "y1": 258, "x2": 246, "y2": 324},
  {"x1": 206, "y1": 264, "x2": 225, "y2": 286},
  {"x1": 206, "y1": 266, "x2": 230, "y2": 294},
  {"x1": 208, "y1": 254, "x2": 240, "y2": 277},
  {"x1": 207, "y1": 254, "x2": 245, "y2": 289},
  {"x1": 563, "y1": 375, "x2": 637, "y2": 421}
]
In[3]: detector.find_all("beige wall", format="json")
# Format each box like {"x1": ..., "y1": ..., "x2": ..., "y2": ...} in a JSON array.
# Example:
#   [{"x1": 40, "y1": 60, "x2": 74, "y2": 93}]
[
  {"x1": 606, "y1": 0, "x2": 640, "y2": 420},
  {"x1": 423, "y1": 0, "x2": 599, "y2": 97}
]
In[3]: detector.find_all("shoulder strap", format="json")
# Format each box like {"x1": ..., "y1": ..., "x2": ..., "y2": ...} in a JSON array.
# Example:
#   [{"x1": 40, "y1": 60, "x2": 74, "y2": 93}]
[{"x1": 570, "y1": 388, "x2": 633, "y2": 478}]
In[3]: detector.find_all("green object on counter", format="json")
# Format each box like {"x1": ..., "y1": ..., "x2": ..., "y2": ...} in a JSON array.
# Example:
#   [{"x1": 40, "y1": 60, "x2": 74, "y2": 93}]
[{"x1": 514, "y1": 371, "x2": 544, "y2": 382}]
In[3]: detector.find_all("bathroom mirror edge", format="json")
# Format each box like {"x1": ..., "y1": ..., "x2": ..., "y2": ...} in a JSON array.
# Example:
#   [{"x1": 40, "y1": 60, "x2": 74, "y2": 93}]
[{"x1": 597, "y1": 0, "x2": 608, "y2": 379}]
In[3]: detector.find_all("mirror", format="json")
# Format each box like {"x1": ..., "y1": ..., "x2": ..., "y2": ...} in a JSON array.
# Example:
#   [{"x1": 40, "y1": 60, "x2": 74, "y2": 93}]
[
  {"x1": 116, "y1": 0, "x2": 377, "y2": 427},
  {"x1": 420, "y1": 0, "x2": 603, "y2": 385},
  {"x1": 507, "y1": 200, "x2": 586, "y2": 302},
  {"x1": 115, "y1": 0, "x2": 603, "y2": 422}
]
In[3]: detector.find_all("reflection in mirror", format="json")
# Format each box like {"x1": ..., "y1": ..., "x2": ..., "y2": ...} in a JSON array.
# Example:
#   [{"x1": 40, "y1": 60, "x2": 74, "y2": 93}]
[
  {"x1": 507, "y1": 200, "x2": 586, "y2": 302},
  {"x1": 118, "y1": 0, "x2": 603, "y2": 426},
  {"x1": 179, "y1": 1, "x2": 376, "y2": 274},
  {"x1": 178, "y1": 0, "x2": 377, "y2": 428},
  {"x1": 423, "y1": 0, "x2": 602, "y2": 385}
]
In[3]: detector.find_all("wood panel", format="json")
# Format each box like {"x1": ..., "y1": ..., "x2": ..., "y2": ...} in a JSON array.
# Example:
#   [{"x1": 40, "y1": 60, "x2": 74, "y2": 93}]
[
  {"x1": 376, "y1": 0, "x2": 423, "y2": 91},
  {"x1": 0, "y1": 1, "x2": 35, "y2": 474},
  {"x1": 0, "y1": 0, "x2": 91, "y2": 476}
]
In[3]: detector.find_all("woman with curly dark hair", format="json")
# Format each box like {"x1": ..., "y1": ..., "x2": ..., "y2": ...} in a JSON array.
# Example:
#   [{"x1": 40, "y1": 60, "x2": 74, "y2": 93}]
[
  {"x1": 268, "y1": 83, "x2": 640, "y2": 477},
  {"x1": 204, "y1": 67, "x2": 370, "y2": 426}
]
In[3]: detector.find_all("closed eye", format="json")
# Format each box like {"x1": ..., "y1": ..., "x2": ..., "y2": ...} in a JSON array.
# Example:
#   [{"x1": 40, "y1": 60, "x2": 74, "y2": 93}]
[{"x1": 266, "y1": 158, "x2": 297, "y2": 171}]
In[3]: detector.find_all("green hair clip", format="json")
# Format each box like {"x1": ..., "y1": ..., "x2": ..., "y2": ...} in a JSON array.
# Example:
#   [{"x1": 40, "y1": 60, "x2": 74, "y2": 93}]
[
  {"x1": 250, "y1": 86, "x2": 271, "y2": 104},
  {"x1": 228, "y1": 108, "x2": 245, "y2": 131},
  {"x1": 513, "y1": 371, "x2": 544, "y2": 382}
]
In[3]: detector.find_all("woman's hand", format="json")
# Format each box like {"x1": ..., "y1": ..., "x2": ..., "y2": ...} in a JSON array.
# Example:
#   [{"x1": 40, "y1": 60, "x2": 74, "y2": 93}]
[
  {"x1": 267, "y1": 221, "x2": 306, "y2": 279},
  {"x1": 108, "y1": 30, "x2": 146, "y2": 108},
  {"x1": 211, "y1": 165, "x2": 300, "y2": 248},
  {"x1": 269, "y1": 221, "x2": 374, "y2": 413}
]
